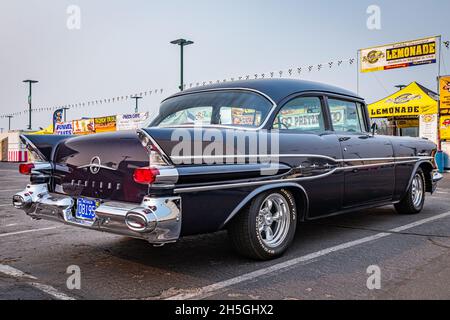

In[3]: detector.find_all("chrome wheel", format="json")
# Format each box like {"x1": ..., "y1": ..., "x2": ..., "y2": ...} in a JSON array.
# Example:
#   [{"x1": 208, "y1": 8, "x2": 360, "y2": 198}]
[
  {"x1": 411, "y1": 174, "x2": 424, "y2": 209},
  {"x1": 257, "y1": 193, "x2": 291, "y2": 248}
]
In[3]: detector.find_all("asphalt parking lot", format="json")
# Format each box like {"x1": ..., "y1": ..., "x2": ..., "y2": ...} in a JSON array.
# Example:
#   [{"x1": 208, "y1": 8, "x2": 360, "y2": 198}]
[{"x1": 1, "y1": 161, "x2": 450, "y2": 300}]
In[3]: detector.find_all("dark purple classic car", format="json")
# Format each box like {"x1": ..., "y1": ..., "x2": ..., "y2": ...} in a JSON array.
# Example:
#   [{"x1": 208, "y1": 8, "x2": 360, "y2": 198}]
[{"x1": 13, "y1": 80, "x2": 443, "y2": 260}]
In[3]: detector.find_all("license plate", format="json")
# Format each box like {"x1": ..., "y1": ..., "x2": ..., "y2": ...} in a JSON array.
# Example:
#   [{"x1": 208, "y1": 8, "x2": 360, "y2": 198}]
[{"x1": 75, "y1": 198, "x2": 98, "y2": 221}]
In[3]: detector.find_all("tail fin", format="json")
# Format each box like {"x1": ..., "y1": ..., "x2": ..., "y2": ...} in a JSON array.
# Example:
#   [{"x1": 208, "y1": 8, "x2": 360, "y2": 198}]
[{"x1": 21, "y1": 135, "x2": 71, "y2": 162}]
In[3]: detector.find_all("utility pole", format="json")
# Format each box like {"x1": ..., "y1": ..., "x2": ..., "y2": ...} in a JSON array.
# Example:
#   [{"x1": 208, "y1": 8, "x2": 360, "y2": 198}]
[
  {"x1": 131, "y1": 96, "x2": 143, "y2": 113},
  {"x1": 23, "y1": 80, "x2": 39, "y2": 130},
  {"x1": 170, "y1": 39, "x2": 194, "y2": 91},
  {"x1": 6, "y1": 115, "x2": 13, "y2": 131}
]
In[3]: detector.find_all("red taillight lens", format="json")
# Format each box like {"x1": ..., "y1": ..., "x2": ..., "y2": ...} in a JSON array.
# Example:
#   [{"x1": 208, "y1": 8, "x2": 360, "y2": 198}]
[
  {"x1": 19, "y1": 163, "x2": 35, "y2": 175},
  {"x1": 133, "y1": 167, "x2": 160, "y2": 184}
]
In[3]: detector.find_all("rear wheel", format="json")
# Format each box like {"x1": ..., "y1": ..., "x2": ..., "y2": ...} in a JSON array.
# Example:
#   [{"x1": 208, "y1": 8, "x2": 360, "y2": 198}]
[
  {"x1": 228, "y1": 189, "x2": 297, "y2": 260},
  {"x1": 395, "y1": 168, "x2": 425, "y2": 215}
]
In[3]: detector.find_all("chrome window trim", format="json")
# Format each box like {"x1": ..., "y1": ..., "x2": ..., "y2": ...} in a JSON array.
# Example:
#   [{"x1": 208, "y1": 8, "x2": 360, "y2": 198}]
[{"x1": 156, "y1": 88, "x2": 277, "y2": 131}]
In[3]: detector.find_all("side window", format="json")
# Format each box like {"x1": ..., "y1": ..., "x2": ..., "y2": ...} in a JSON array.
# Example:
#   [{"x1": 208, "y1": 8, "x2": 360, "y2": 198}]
[
  {"x1": 159, "y1": 106, "x2": 213, "y2": 126},
  {"x1": 219, "y1": 107, "x2": 262, "y2": 127},
  {"x1": 273, "y1": 97, "x2": 325, "y2": 132},
  {"x1": 328, "y1": 99, "x2": 367, "y2": 133}
]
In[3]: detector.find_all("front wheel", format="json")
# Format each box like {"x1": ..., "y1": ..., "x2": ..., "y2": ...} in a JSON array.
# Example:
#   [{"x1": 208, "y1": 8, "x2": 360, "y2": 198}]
[
  {"x1": 228, "y1": 189, "x2": 297, "y2": 260},
  {"x1": 395, "y1": 168, "x2": 426, "y2": 215}
]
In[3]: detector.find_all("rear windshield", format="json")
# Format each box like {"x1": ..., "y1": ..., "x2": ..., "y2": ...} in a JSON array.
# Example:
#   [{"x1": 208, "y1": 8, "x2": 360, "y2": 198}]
[{"x1": 150, "y1": 91, "x2": 273, "y2": 128}]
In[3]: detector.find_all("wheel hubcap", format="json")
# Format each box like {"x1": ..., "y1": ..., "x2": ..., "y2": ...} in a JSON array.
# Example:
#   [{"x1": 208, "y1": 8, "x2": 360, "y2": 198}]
[
  {"x1": 411, "y1": 174, "x2": 424, "y2": 208},
  {"x1": 257, "y1": 194, "x2": 291, "y2": 248}
]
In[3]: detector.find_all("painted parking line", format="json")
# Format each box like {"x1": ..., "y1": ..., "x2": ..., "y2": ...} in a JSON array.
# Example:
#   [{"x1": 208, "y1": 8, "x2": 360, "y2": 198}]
[
  {"x1": 166, "y1": 210, "x2": 450, "y2": 300},
  {"x1": 0, "y1": 264, "x2": 76, "y2": 300},
  {"x1": 0, "y1": 226, "x2": 60, "y2": 238},
  {"x1": 0, "y1": 265, "x2": 37, "y2": 280},
  {"x1": 2, "y1": 223, "x2": 18, "y2": 227},
  {"x1": 0, "y1": 204, "x2": 11, "y2": 207}
]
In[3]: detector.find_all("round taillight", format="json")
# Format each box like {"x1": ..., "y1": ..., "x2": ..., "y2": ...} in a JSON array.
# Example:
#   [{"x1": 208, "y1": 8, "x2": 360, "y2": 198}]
[
  {"x1": 19, "y1": 163, "x2": 35, "y2": 175},
  {"x1": 133, "y1": 167, "x2": 160, "y2": 184}
]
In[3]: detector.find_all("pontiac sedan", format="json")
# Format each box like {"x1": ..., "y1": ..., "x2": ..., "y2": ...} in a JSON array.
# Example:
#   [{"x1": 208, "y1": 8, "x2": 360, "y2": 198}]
[{"x1": 13, "y1": 79, "x2": 442, "y2": 260}]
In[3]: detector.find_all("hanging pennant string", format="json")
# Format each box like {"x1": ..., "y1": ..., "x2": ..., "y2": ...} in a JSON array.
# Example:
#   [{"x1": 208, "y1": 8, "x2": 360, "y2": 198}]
[
  {"x1": 0, "y1": 87, "x2": 165, "y2": 118},
  {"x1": 1, "y1": 56, "x2": 357, "y2": 119}
]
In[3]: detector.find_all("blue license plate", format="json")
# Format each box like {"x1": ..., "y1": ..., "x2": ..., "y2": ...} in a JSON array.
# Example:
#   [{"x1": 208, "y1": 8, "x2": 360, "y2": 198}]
[{"x1": 75, "y1": 198, "x2": 98, "y2": 220}]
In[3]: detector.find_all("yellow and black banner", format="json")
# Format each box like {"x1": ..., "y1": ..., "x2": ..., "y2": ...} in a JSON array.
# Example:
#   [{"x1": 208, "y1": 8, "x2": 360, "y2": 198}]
[{"x1": 360, "y1": 37, "x2": 438, "y2": 73}]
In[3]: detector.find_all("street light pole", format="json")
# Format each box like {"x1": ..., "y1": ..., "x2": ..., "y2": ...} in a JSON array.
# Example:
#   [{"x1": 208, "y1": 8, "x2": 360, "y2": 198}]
[
  {"x1": 395, "y1": 84, "x2": 406, "y2": 91},
  {"x1": 170, "y1": 39, "x2": 194, "y2": 91},
  {"x1": 131, "y1": 96, "x2": 143, "y2": 113},
  {"x1": 23, "y1": 80, "x2": 39, "y2": 130},
  {"x1": 6, "y1": 115, "x2": 13, "y2": 131}
]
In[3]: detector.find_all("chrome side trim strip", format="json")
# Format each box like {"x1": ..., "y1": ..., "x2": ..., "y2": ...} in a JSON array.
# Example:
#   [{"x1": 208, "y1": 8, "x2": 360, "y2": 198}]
[
  {"x1": 170, "y1": 154, "x2": 433, "y2": 163},
  {"x1": 171, "y1": 154, "x2": 339, "y2": 163},
  {"x1": 174, "y1": 169, "x2": 338, "y2": 193},
  {"x1": 173, "y1": 157, "x2": 434, "y2": 193}
]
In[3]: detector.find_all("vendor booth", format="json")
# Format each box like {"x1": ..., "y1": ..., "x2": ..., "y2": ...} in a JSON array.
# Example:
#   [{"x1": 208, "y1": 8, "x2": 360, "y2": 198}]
[{"x1": 368, "y1": 82, "x2": 439, "y2": 144}]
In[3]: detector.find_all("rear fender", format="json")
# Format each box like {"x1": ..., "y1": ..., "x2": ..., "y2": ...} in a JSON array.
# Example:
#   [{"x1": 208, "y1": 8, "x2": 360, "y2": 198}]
[{"x1": 220, "y1": 182, "x2": 309, "y2": 229}]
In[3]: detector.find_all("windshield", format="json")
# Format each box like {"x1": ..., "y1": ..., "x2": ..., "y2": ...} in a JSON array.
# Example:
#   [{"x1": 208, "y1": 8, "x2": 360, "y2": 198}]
[{"x1": 150, "y1": 91, "x2": 273, "y2": 128}]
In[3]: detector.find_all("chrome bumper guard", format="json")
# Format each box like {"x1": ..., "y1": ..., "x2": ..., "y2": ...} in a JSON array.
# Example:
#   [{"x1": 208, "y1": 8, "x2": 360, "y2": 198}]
[{"x1": 12, "y1": 184, "x2": 182, "y2": 245}]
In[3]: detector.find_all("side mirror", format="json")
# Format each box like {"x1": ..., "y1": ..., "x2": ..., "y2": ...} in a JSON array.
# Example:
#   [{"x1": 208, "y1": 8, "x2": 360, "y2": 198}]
[{"x1": 371, "y1": 123, "x2": 378, "y2": 136}]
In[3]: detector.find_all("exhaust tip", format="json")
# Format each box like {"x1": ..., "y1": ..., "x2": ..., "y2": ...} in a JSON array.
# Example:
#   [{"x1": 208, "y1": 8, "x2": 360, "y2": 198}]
[
  {"x1": 125, "y1": 212, "x2": 157, "y2": 233},
  {"x1": 13, "y1": 195, "x2": 25, "y2": 209},
  {"x1": 13, "y1": 194, "x2": 32, "y2": 209}
]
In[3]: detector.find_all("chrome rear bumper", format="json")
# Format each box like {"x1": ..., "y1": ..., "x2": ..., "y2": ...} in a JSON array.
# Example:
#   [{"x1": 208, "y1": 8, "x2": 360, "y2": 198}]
[{"x1": 12, "y1": 184, "x2": 182, "y2": 245}]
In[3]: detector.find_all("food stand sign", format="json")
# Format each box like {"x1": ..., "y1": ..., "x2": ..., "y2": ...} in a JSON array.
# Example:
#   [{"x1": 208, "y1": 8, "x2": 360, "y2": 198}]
[
  {"x1": 368, "y1": 82, "x2": 438, "y2": 118},
  {"x1": 440, "y1": 76, "x2": 450, "y2": 112},
  {"x1": 72, "y1": 119, "x2": 95, "y2": 135},
  {"x1": 419, "y1": 114, "x2": 438, "y2": 145},
  {"x1": 55, "y1": 122, "x2": 73, "y2": 135},
  {"x1": 440, "y1": 116, "x2": 450, "y2": 140},
  {"x1": 116, "y1": 112, "x2": 149, "y2": 131},
  {"x1": 360, "y1": 37, "x2": 437, "y2": 73},
  {"x1": 94, "y1": 116, "x2": 117, "y2": 133}
]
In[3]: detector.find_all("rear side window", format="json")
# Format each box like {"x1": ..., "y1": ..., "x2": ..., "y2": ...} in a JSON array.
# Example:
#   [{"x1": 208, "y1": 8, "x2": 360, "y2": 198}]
[
  {"x1": 273, "y1": 97, "x2": 325, "y2": 132},
  {"x1": 158, "y1": 106, "x2": 213, "y2": 126},
  {"x1": 328, "y1": 99, "x2": 367, "y2": 133}
]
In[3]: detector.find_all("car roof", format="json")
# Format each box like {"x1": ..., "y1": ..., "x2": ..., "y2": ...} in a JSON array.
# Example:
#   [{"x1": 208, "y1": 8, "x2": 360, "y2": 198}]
[{"x1": 164, "y1": 79, "x2": 363, "y2": 104}]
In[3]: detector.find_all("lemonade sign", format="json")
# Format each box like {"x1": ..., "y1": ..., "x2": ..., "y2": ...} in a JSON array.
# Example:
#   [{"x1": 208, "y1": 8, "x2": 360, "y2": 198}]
[{"x1": 361, "y1": 37, "x2": 438, "y2": 73}]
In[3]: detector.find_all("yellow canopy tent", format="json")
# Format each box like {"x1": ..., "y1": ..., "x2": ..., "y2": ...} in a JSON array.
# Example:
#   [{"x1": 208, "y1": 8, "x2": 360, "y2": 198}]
[
  {"x1": 368, "y1": 82, "x2": 438, "y2": 118},
  {"x1": 30, "y1": 124, "x2": 54, "y2": 135}
]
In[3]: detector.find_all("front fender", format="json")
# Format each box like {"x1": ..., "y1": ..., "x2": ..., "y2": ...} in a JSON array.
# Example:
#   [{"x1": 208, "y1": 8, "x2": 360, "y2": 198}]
[{"x1": 220, "y1": 182, "x2": 309, "y2": 229}]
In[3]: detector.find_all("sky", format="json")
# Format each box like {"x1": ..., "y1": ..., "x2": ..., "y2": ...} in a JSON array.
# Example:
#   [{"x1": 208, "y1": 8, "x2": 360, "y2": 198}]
[{"x1": 0, "y1": 0, "x2": 449, "y2": 131}]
